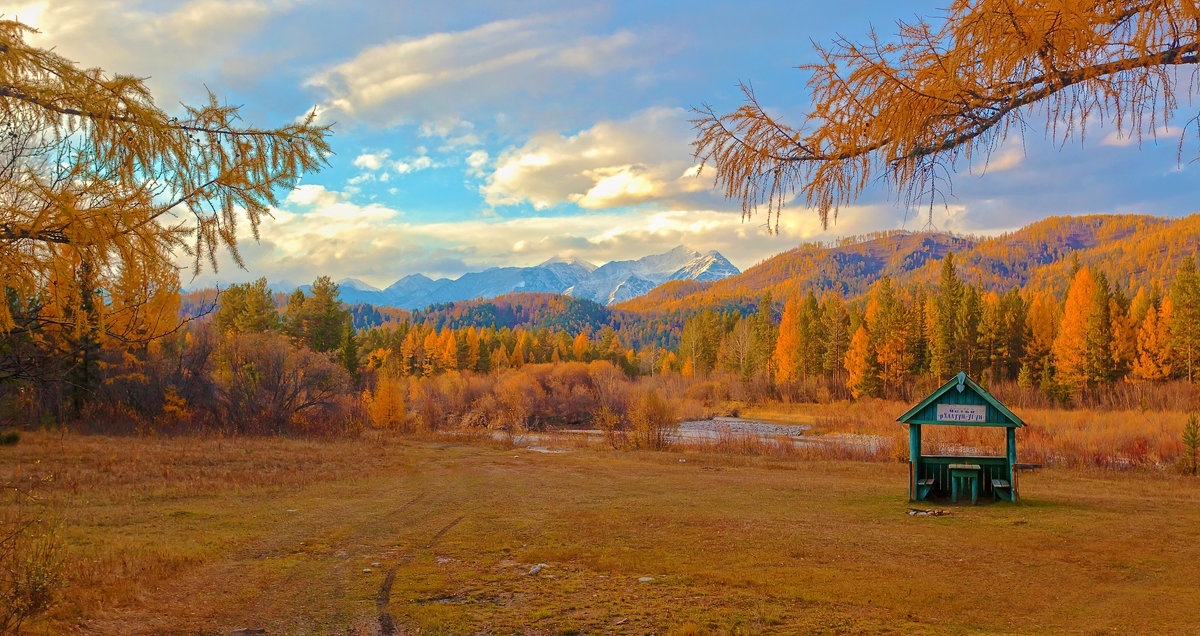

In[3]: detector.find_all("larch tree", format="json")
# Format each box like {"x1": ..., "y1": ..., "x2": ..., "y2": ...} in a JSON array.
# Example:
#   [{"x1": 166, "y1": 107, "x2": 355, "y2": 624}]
[
  {"x1": 1132, "y1": 300, "x2": 1174, "y2": 381},
  {"x1": 693, "y1": 1, "x2": 1200, "y2": 229},
  {"x1": 1054, "y1": 267, "x2": 1097, "y2": 390},
  {"x1": 843, "y1": 324, "x2": 878, "y2": 399},
  {"x1": 0, "y1": 20, "x2": 330, "y2": 381},
  {"x1": 772, "y1": 297, "x2": 803, "y2": 386}
]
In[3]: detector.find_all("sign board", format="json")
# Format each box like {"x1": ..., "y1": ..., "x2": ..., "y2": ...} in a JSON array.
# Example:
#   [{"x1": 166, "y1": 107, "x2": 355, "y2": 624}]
[{"x1": 935, "y1": 404, "x2": 987, "y2": 423}]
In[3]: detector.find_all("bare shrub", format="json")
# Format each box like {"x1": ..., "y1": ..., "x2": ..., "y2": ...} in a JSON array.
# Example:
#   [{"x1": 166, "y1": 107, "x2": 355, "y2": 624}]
[
  {"x1": 1, "y1": 479, "x2": 62, "y2": 634},
  {"x1": 629, "y1": 390, "x2": 677, "y2": 450},
  {"x1": 593, "y1": 403, "x2": 626, "y2": 449},
  {"x1": 211, "y1": 332, "x2": 350, "y2": 434}
]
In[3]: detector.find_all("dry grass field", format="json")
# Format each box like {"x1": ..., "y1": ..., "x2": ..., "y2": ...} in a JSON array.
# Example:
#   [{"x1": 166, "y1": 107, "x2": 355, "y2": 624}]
[{"x1": 4, "y1": 427, "x2": 1200, "y2": 635}]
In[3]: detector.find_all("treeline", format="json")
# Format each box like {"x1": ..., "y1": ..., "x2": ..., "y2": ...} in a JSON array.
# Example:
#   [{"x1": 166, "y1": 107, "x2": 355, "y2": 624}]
[
  {"x1": 706, "y1": 252, "x2": 1200, "y2": 407},
  {"x1": 5, "y1": 248, "x2": 1199, "y2": 437}
]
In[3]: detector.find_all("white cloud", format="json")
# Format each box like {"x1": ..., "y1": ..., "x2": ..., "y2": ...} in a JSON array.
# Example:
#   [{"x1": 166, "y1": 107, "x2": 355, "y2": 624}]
[
  {"x1": 395, "y1": 156, "x2": 435, "y2": 175},
  {"x1": 466, "y1": 150, "x2": 490, "y2": 177},
  {"x1": 304, "y1": 16, "x2": 644, "y2": 126},
  {"x1": 983, "y1": 144, "x2": 1024, "y2": 172},
  {"x1": 1102, "y1": 124, "x2": 1184, "y2": 147},
  {"x1": 186, "y1": 183, "x2": 915, "y2": 289},
  {"x1": 11, "y1": 0, "x2": 296, "y2": 104},
  {"x1": 353, "y1": 150, "x2": 391, "y2": 171},
  {"x1": 483, "y1": 107, "x2": 701, "y2": 210}
]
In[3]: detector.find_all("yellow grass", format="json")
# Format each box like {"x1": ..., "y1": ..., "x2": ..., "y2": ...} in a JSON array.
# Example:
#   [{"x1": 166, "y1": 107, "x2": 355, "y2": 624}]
[
  {"x1": 4, "y1": 430, "x2": 1200, "y2": 634},
  {"x1": 743, "y1": 400, "x2": 1194, "y2": 468}
]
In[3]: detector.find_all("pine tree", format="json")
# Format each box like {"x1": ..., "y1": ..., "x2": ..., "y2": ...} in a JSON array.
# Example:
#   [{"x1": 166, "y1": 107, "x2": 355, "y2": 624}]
[
  {"x1": 955, "y1": 285, "x2": 982, "y2": 377},
  {"x1": 304, "y1": 276, "x2": 349, "y2": 353},
  {"x1": 865, "y1": 276, "x2": 908, "y2": 397},
  {"x1": 1169, "y1": 256, "x2": 1200, "y2": 382},
  {"x1": 1085, "y1": 271, "x2": 1115, "y2": 385},
  {"x1": 799, "y1": 292, "x2": 826, "y2": 380},
  {"x1": 339, "y1": 319, "x2": 360, "y2": 381},
  {"x1": 929, "y1": 253, "x2": 963, "y2": 379},
  {"x1": 820, "y1": 293, "x2": 850, "y2": 383},
  {"x1": 215, "y1": 278, "x2": 279, "y2": 334}
]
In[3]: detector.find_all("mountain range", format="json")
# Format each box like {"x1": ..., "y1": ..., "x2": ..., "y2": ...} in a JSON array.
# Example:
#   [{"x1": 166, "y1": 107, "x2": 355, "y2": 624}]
[{"x1": 293, "y1": 246, "x2": 739, "y2": 309}]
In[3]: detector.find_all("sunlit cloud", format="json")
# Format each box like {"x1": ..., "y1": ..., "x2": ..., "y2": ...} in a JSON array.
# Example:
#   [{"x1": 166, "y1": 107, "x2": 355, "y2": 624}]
[
  {"x1": 10, "y1": 0, "x2": 298, "y2": 103},
  {"x1": 352, "y1": 151, "x2": 390, "y2": 171},
  {"x1": 188, "y1": 183, "x2": 924, "y2": 289},
  {"x1": 305, "y1": 16, "x2": 644, "y2": 127},
  {"x1": 482, "y1": 107, "x2": 700, "y2": 210},
  {"x1": 1102, "y1": 124, "x2": 1185, "y2": 147}
]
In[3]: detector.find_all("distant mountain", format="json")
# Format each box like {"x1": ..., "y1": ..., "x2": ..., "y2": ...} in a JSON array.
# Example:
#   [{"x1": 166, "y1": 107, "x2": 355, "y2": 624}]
[
  {"x1": 564, "y1": 246, "x2": 740, "y2": 305},
  {"x1": 281, "y1": 246, "x2": 739, "y2": 310}
]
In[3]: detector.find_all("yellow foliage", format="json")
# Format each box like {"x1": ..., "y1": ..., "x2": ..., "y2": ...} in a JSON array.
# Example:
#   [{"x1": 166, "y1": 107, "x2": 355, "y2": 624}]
[
  {"x1": 0, "y1": 19, "x2": 329, "y2": 373},
  {"x1": 694, "y1": 1, "x2": 1200, "y2": 229}
]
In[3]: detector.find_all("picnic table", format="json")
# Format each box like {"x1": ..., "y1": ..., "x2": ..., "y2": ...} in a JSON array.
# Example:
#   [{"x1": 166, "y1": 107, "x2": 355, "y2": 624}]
[{"x1": 948, "y1": 463, "x2": 982, "y2": 504}]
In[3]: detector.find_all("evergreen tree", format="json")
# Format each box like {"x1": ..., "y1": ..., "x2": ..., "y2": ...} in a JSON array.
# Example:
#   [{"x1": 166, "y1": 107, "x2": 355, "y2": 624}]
[
  {"x1": 1085, "y1": 271, "x2": 1115, "y2": 385},
  {"x1": 749, "y1": 295, "x2": 778, "y2": 380},
  {"x1": 339, "y1": 319, "x2": 360, "y2": 381},
  {"x1": 819, "y1": 293, "x2": 850, "y2": 383},
  {"x1": 215, "y1": 278, "x2": 279, "y2": 334},
  {"x1": 930, "y1": 252, "x2": 963, "y2": 379},
  {"x1": 865, "y1": 276, "x2": 908, "y2": 397},
  {"x1": 954, "y1": 284, "x2": 982, "y2": 376},
  {"x1": 63, "y1": 261, "x2": 102, "y2": 419},
  {"x1": 1169, "y1": 256, "x2": 1200, "y2": 382},
  {"x1": 799, "y1": 291, "x2": 826, "y2": 381},
  {"x1": 304, "y1": 276, "x2": 349, "y2": 353},
  {"x1": 282, "y1": 289, "x2": 308, "y2": 342}
]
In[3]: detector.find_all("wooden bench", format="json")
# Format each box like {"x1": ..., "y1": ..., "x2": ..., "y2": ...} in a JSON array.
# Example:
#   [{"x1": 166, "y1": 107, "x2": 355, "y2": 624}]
[
  {"x1": 916, "y1": 477, "x2": 936, "y2": 500},
  {"x1": 992, "y1": 478, "x2": 1014, "y2": 502}
]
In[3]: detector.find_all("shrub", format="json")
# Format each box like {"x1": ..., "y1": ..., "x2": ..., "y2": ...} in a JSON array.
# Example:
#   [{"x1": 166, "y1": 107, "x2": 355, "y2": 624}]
[
  {"x1": 1, "y1": 481, "x2": 63, "y2": 633},
  {"x1": 211, "y1": 332, "x2": 351, "y2": 434},
  {"x1": 628, "y1": 390, "x2": 677, "y2": 450},
  {"x1": 593, "y1": 404, "x2": 626, "y2": 449},
  {"x1": 1180, "y1": 413, "x2": 1200, "y2": 475},
  {"x1": 0, "y1": 431, "x2": 17, "y2": 446}
]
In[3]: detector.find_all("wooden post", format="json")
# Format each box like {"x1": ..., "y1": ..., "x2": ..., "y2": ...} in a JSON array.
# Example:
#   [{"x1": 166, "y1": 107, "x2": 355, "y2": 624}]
[
  {"x1": 1006, "y1": 427, "x2": 1018, "y2": 502},
  {"x1": 909, "y1": 424, "x2": 921, "y2": 500}
]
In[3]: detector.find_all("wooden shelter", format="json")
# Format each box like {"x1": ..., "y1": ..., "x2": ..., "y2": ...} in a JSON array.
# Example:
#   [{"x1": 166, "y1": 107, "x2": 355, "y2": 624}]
[{"x1": 898, "y1": 372, "x2": 1023, "y2": 503}]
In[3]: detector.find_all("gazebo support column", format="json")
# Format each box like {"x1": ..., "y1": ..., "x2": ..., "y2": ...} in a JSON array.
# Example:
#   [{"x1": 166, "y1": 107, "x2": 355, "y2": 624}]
[
  {"x1": 909, "y1": 424, "x2": 921, "y2": 500},
  {"x1": 1006, "y1": 426, "x2": 1018, "y2": 502}
]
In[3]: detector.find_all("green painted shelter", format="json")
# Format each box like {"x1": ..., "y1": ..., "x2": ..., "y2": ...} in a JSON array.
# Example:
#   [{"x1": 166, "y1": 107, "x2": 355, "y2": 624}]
[{"x1": 897, "y1": 372, "x2": 1023, "y2": 503}]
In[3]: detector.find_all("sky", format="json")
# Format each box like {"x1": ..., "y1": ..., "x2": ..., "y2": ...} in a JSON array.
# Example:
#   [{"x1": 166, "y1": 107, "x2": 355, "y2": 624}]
[{"x1": 9, "y1": 0, "x2": 1199, "y2": 289}]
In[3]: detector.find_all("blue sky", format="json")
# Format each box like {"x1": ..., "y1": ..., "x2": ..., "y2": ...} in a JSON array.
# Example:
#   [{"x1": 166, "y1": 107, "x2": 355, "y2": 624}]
[{"x1": 12, "y1": 0, "x2": 1198, "y2": 288}]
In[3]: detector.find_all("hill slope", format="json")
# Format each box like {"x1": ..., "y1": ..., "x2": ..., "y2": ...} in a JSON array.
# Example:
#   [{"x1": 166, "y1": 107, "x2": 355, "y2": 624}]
[{"x1": 616, "y1": 213, "x2": 1199, "y2": 316}]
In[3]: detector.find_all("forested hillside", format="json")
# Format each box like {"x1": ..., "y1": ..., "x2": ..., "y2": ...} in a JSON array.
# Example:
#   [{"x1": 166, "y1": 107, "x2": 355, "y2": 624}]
[{"x1": 618, "y1": 214, "x2": 1196, "y2": 315}]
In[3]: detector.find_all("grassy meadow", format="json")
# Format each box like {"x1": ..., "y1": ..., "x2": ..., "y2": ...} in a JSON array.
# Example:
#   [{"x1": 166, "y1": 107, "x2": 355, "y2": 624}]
[{"x1": 5, "y1": 409, "x2": 1200, "y2": 635}]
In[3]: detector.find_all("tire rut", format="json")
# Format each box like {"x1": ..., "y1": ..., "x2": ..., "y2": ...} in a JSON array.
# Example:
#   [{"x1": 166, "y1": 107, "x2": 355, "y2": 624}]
[{"x1": 377, "y1": 511, "x2": 467, "y2": 635}]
